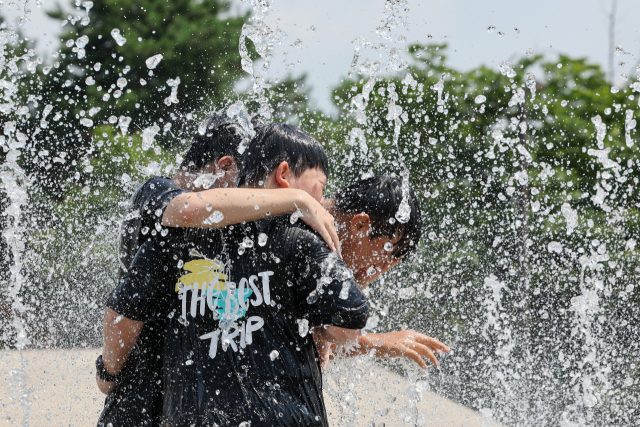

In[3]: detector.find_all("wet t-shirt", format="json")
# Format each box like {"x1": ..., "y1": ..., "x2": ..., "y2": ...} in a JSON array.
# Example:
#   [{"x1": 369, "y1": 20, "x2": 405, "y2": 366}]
[
  {"x1": 122, "y1": 216, "x2": 369, "y2": 427},
  {"x1": 101, "y1": 177, "x2": 187, "y2": 427},
  {"x1": 117, "y1": 176, "x2": 187, "y2": 280}
]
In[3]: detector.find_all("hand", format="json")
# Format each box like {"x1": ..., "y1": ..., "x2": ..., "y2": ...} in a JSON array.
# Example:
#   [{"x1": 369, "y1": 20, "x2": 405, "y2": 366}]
[
  {"x1": 313, "y1": 330, "x2": 335, "y2": 370},
  {"x1": 360, "y1": 330, "x2": 450, "y2": 370},
  {"x1": 299, "y1": 193, "x2": 341, "y2": 253}
]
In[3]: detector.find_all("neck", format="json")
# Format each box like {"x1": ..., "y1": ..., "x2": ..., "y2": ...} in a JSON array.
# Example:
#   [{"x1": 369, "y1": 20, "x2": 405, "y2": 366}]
[
  {"x1": 172, "y1": 171, "x2": 191, "y2": 190},
  {"x1": 325, "y1": 199, "x2": 350, "y2": 243}
]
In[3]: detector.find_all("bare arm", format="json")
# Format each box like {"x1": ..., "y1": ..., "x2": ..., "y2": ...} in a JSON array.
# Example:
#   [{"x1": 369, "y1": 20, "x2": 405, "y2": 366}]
[
  {"x1": 162, "y1": 188, "x2": 340, "y2": 251},
  {"x1": 96, "y1": 307, "x2": 144, "y2": 394}
]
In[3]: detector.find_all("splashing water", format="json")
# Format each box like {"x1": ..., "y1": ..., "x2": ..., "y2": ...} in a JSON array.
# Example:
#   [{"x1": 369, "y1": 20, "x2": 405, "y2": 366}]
[{"x1": 2, "y1": 0, "x2": 640, "y2": 425}]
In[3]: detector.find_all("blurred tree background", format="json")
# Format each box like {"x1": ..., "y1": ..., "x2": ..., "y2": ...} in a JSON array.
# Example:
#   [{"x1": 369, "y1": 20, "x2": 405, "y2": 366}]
[{"x1": 1, "y1": 1, "x2": 640, "y2": 426}]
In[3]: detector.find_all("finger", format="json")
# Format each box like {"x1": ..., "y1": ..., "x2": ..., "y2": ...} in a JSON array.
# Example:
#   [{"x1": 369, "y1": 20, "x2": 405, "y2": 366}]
[
  {"x1": 326, "y1": 218, "x2": 341, "y2": 254},
  {"x1": 415, "y1": 334, "x2": 450, "y2": 353},
  {"x1": 318, "y1": 227, "x2": 337, "y2": 252},
  {"x1": 403, "y1": 348, "x2": 428, "y2": 370},
  {"x1": 302, "y1": 215, "x2": 336, "y2": 251},
  {"x1": 407, "y1": 342, "x2": 439, "y2": 366}
]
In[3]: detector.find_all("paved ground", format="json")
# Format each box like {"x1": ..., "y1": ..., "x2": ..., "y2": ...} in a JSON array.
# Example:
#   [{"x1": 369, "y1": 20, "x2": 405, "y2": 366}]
[{"x1": 0, "y1": 349, "x2": 501, "y2": 426}]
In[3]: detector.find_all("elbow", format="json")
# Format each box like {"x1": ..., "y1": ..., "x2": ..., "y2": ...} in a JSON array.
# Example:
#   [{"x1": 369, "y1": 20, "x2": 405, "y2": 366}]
[
  {"x1": 163, "y1": 202, "x2": 197, "y2": 227},
  {"x1": 96, "y1": 374, "x2": 115, "y2": 395}
]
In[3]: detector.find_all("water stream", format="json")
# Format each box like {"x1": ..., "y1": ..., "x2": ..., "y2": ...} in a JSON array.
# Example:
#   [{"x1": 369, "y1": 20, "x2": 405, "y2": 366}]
[{"x1": 1, "y1": 0, "x2": 640, "y2": 426}]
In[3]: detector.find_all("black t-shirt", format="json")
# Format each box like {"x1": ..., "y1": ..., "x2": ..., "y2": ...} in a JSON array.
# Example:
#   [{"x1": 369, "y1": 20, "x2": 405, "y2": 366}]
[
  {"x1": 101, "y1": 177, "x2": 187, "y2": 426},
  {"x1": 117, "y1": 176, "x2": 187, "y2": 280},
  {"x1": 115, "y1": 216, "x2": 369, "y2": 427}
]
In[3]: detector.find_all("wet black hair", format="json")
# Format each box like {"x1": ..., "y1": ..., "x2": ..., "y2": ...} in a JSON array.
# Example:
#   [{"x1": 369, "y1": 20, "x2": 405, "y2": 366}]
[
  {"x1": 333, "y1": 175, "x2": 422, "y2": 259},
  {"x1": 237, "y1": 123, "x2": 329, "y2": 187},
  {"x1": 180, "y1": 113, "x2": 263, "y2": 172}
]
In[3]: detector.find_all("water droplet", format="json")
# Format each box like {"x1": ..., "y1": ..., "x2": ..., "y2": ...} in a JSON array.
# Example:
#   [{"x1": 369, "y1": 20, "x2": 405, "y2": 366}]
[
  {"x1": 290, "y1": 207, "x2": 303, "y2": 224},
  {"x1": 80, "y1": 118, "x2": 93, "y2": 127},
  {"x1": 185, "y1": 359, "x2": 193, "y2": 366},
  {"x1": 548, "y1": 241, "x2": 563, "y2": 253},
  {"x1": 110, "y1": 28, "x2": 127, "y2": 46},
  {"x1": 384, "y1": 242, "x2": 393, "y2": 252},
  {"x1": 306, "y1": 291, "x2": 318, "y2": 304},
  {"x1": 365, "y1": 315, "x2": 379, "y2": 329},
  {"x1": 297, "y1": 319, "x2": 309, "y2": 337},
  {"x1": 269, "y1": 350, "x2": 279, "y2": 361},
  {"x1": 526, "y1": 48, "x2": 534, "y2": 57},
  {"x1": 451, "y1": 287, "x2": 460, "y2": 297},
  {"x1": 242, "y1": 237, "x2": 254, "y2": 248},
  {"x1": 141, "y1": 125, "x2": 160, "y2": 150},
  {"x1": 177, "y1": 260, "x2": 184, "y2": 269},
  {"x1": 475, "y1": 94, "x2": 486, "y2": 104},
  {"x1": 141, "y1": 226, "x2": 149, "y2": 235},
  {"x1": 203, "y1": 210, "x2": 224, "y2": 225},
  {"x1": 205, "y1": 203, "x2": 212, "y2": 212},
  {"x1": 258, "y1": 233, "x2": 268, "y2": 246},
  {"x1": 366, "y1": 266, "x2": 376, "y2": 277},
  {"x1": 398, "y1": 287, "x2": 416, "y2": 299},
  {"x1": 487, "y1": 25, "x2": 496, "y2": 33},
  {"x1": 146, "y1": 54, "x2": 163, "y2": 69},
  {"x1": 85, "y1": 76, "x2": 95, "y2": 85}
]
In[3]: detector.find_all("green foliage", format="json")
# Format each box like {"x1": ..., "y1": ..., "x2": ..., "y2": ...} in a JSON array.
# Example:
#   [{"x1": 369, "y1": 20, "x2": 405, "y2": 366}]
[{"x1": 46, "y1": 0, "x2": 245, "y2": 126}]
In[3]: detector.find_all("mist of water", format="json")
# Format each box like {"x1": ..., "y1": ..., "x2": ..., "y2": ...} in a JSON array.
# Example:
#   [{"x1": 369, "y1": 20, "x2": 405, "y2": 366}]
[{"x1": 1, "y1": 0, "x2": 640, "y2": 426}]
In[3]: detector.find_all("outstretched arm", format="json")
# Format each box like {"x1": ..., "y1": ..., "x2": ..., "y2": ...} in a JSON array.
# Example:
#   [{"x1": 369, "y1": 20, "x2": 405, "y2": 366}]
[
  {"x1": 315, "y1": 327, "x2": 450, "y2": 370},
  {"x1": 162, "y1": 188, "x2": 340, "y2": 252},
  {"x1": 96, "y1": 307, "x2": 144, "y2": 394}
]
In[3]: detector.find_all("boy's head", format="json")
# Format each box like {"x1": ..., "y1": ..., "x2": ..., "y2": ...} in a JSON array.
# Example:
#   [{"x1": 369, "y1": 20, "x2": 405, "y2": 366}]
[
  {"x1": 238, "y1": 123, "x2": 329, "y2": 202},
  {"x1": 330, "y1": 175, "x2": 422, "y2": 287},
  {"x1": 178, "y1": 113, "x2": 262, "y2": 189}
]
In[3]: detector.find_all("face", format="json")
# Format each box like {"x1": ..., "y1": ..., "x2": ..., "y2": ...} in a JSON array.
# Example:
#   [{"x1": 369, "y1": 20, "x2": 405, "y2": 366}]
[
  {"x1": 270, "y1": 163, "x2": 327, "y2": 203},
  {"x1": 286, "y1": 167, "x2": 327, "y2": 203},
  {"x1": 340, "y1": 215, "x2": 403, "y2": 288}
]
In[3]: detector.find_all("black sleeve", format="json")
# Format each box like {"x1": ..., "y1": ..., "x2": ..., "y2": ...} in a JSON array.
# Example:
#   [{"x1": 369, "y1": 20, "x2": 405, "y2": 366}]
[
  {"x1": 290, "y1": 227, "x2": 369, "y2": 330},
  {"x1": 107, "y1": 238, "x2": 168, "y2": 322},
  {"x1": 139, "y1": 177, "x2": 188, "y2": 227}
]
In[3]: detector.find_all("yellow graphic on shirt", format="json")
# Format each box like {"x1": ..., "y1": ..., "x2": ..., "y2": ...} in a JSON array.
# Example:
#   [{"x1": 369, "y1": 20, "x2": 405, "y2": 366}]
[
  {"x1": 175, "y1": 259, "x2": 228, "y2": 292},
  {"x1": 175, "y1": 258, "x2": 253, "y2": 319}
]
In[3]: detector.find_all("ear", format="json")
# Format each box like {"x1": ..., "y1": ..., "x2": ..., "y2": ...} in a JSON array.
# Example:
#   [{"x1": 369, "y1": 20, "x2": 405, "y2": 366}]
[
  {"x1": 216, "y1": 156, "x2": 236, "y2": 172},
  {"x1": 349, "y1": 213, "x2": 371, "y2": 238},
  {"x1": 274, "y1": 161, "x2": 292, "y2": 188}
]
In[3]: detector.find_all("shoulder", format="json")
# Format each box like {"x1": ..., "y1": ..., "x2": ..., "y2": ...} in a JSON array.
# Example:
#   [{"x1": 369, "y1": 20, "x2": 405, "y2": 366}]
[
  {"x1": 141, "y1": 176, "x2": 182, "y2": 195},
  {"x1": 271, "y1": 218, "x2": 327, "y2": 255}
]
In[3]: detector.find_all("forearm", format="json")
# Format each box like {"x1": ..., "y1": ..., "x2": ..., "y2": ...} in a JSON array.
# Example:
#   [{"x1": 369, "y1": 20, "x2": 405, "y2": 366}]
[
  {"x1": 316, "y1": 326, "x2": 363, "y2": 348},
  {"x1": 102, "y1": 307, "x2": 144, "y2": 375},
  {"x1": 162, "y1": 188, "x2": 309, "y2": 228}
]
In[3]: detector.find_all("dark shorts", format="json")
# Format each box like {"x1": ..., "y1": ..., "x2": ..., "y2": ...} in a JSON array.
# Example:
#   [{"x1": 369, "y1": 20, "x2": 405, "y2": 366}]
[{"x1": 97, "y1": 371, "x2": 162, "y2": 427}]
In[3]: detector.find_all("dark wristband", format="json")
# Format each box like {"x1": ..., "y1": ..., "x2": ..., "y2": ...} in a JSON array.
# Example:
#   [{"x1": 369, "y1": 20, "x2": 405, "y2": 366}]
[{"x1": 96, "y1": 355, "x2": 119, "y2": 383}]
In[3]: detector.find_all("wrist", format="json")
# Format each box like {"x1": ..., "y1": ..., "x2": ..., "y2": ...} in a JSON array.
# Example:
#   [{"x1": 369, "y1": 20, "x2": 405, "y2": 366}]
[
  {"x1": 358, "y1": 333, "x2": 374, "y2": 350},
  {"x1": 96, "y1": 355, "x2": 120, "y2": 383}
]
